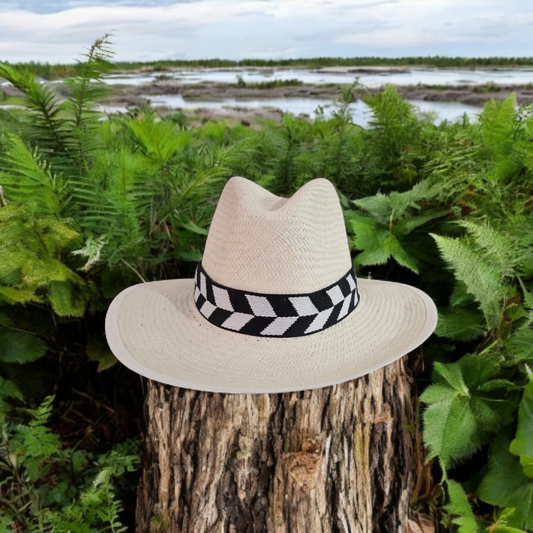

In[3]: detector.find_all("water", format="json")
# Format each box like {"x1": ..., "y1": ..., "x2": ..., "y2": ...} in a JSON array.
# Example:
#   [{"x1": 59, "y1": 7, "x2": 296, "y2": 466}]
[
  {"x1": 102, "y1": 94, "x2": 480, "y2": 125},
  {"x1": 2, "y1": 66, "x2": 511, "y2": 123},
  {"x1": 103, "y1": 67, "x2": 533, "y2": 88}
]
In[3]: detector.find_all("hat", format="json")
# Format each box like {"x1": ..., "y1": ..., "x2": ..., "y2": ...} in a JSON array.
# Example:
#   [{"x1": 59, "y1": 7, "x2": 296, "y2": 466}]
[{"x1": 105, "y1": 177, "x2": 437, "y2": 394}]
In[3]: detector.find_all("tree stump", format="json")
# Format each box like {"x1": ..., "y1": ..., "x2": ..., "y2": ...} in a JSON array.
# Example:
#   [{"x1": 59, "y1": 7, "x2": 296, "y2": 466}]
[{"x1": 135, "y1": 354, "x2": 418, "y2": 533}]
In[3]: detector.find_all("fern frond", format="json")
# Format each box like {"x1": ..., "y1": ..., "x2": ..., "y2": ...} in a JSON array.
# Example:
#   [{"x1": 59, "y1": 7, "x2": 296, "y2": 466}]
[
  {"x1": 0, "y1": 62, "x2": 71, "y2": 161},
  {"x1": 432, "y1": 233, "x2": 508, "y2": 327},
  {"x1": 0, "y1": 133, "x2": 65, "y2": 215},
  {"x1": 477, "y1": 95, "x2": 517, "y2": 159},
  {"x1": 460, "y1": 220, "x2": 525, "y2": 277},
  {"x1": 128, "y1": 117, "x2": 184, "y2": 166},
  {"x1": 61, "y1": 34, "x2": 114, "y2": 168}
]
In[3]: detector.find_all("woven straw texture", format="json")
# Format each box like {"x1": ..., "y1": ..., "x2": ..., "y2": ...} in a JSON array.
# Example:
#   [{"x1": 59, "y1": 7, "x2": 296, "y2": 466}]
[
  {"x1": 202, "y1": 177, "x2": 352, "y2": 293},
  {"x1": 105, "y1": 177, "x2": 438, "y2": 393}
]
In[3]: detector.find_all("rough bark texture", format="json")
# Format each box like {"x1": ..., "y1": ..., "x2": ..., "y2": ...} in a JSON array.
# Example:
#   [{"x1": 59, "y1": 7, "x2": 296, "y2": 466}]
[{"x1": 136, "y1": 354, "x2": 418, "y2": 533}]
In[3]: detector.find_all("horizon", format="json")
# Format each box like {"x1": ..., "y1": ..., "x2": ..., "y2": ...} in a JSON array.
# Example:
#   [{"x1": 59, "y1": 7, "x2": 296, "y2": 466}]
[
  {"x1": 6, "y1": 55, "x2": 533, "y2": 67},
  {"x1": 0, "y1": 0, "x2": 530, "y2": 64}
]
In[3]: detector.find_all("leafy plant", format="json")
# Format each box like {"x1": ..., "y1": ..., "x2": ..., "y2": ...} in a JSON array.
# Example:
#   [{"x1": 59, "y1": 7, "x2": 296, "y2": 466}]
[
  {"x1": 2, "y1": 42, "x2": 533, "y2": 531},
  {"x1": 0, "y1": 396, "x2": 140, "y2": 532}
]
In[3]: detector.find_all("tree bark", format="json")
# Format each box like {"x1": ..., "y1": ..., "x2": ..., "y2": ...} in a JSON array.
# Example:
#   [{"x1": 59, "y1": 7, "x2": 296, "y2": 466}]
[{"x1": 136, "y1": 354, "x2": 419, "y2": 533}]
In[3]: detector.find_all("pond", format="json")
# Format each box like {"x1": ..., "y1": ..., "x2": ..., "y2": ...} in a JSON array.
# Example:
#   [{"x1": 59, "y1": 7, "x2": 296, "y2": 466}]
[
  {"x1": 103, "y1": 66, "x2": 533, "y2": 88},
  {"x1": 103, "y1": 94, "x2": 482, "y2": 125}
]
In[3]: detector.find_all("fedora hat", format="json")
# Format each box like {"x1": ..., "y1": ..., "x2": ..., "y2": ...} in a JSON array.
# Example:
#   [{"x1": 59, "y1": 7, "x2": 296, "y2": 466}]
[{"x1": 105, "y1": 177, "x2": 437, "y2": 393}]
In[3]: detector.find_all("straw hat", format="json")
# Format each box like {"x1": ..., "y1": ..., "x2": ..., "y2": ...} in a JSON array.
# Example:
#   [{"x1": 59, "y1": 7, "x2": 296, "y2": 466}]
[{"x1": 105, "y1": 177, "x2": 437, "y2": 393}]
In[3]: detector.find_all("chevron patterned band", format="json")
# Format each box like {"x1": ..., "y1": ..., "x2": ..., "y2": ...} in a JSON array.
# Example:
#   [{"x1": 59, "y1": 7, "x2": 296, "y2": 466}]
[{"x1": 193, "y1": 262, "x2": 359, "y2": 338}]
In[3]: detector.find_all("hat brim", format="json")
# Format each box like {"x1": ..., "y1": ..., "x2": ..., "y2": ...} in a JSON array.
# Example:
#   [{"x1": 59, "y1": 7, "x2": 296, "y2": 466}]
[{"x1": 105, "y1": 278, "x2": 437, "y2": 394}]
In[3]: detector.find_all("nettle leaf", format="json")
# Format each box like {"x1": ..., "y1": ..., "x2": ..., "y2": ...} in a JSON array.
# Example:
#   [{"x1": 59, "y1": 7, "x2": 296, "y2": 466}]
[
  {"x1": 421, "y1": 355, "x2": 506, "y2": 468},
  {"x1": 394, "y1": 209, "x2": 449, "y2": 236},
  {"x1": 351, "y1": 192, "x2": 392, "y2": 221},
  {"x1": 478, "y1": 379, "x2": 522, "y2": 393},
  {"x1": 352, "y1": 179, "x2": 438, "y2": 220},
  {"x1": 0, "y1": 328, "x2": 47, "y2": 364},
  {"x1": 421, "y1": 389, "x2": 479, "y2": 467},
  {"x1": 491, "y1": 507, "x2": 530, "y2": 533},
  {"x1": 349, "y1": 212, "x2": 418, "y2": 271},
  {"x1": 433, "y1": 361, "x2": 470, "y2": 394},
  {"x1": 521, "y1": 456, "x2": 533, "y2": 479},
  {"x1": 506, "y1": 329, "x2": 533, "y2": 363},
  {"x1": 382, "y1": 234, "x2": 419, "y2": 273},
  {"x1": 491, "y1": 524, "x2": 529, "y2": 533},
  {"x1": 478, "y1": 434, "x2": 533, "y2": 531},
  {"x1": 48, "y1": 280, "x2": 87, "y2": 317},
  {"x1": 0, "y1": 285, "x2": 43, "y2": 305},
  {"x1": 436, "y1": 308, "x2": 485, "y2": 341},
  {"x1": 0, "y1": 308, "x2": 14, "y2": 327},
  {"x1": 510, "y1": 379, "x2": 533, "y2": 458},
  {"x1": 444, "y1": 480, "x2": 481, "y2": 533},
  {"x1": 0, "y1": 376, "x2": 23, "y2": 400},
  {"x1": 354, "y1": 245, "x2": 391, "y2": 267},
  {"x1": 87, "y1": 334, "x2": 117, "y2": 372},
  {"x1": 450, "y1": 280, "x2": 477, "y2": 308},
  {"x1": 349, "y1": 213, "x2": 387, "y2": 250}
]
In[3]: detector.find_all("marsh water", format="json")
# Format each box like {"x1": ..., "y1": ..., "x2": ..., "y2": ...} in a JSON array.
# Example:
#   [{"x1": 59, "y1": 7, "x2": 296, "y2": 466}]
[
  {"x1": 104, "y1": 66, "x2": 533, "y2": 88},
  {"x1": 3, "y1": 66, "x2": 531, "y2": 123},
  {"x1": 100, "y1": 66, "x2": 532, "y2": 123},
  {"x1": 112, "y1": 93, "x2": 480, "y2": 126}
]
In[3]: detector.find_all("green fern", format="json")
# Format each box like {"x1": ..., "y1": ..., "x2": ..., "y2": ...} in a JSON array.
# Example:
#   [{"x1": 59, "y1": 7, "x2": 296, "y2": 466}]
[
  {"x1": 432, "y1": 232, "x2": 507, "y2": 328},
  {"x1": 128, "y1": 115, "x2": 186, "y2": 166},
  {"x1": 477, "y1": 95, "x2": 517, "y2": 160},
  {"x1": 61, "y1": 34, "x2": 114, "y2": 169},
  {"x1": 0, "y1": 62, "x2": 71, "y2": 161},
  {"x1": 0, "y1": 133, "x2": 65, "y2": 215},
  {"x1": 444, "y1": 480, "x2": 481, "y2": 533}
]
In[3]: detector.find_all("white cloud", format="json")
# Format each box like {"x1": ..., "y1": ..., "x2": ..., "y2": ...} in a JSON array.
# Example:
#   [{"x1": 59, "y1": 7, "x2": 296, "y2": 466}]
[{"x1": 0, "y1": 0, "x2": 531, "y2": 63}]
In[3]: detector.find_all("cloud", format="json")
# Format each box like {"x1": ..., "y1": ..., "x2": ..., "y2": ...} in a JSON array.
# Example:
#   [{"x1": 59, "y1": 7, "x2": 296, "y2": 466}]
[{"x1": 0, "y1": 0, "x2": 531, "y2": 63}]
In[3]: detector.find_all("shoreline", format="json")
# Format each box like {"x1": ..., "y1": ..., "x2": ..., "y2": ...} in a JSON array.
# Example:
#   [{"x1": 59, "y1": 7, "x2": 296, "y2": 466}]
[{"x1": 101, "y1": 79, "x2": 533, "y2": 110}]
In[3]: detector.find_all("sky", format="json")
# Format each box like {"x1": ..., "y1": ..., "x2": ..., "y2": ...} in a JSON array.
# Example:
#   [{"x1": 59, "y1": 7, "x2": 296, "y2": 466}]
[{"x1": 0, "y1": 0, "x2": 530, "y2": 64}]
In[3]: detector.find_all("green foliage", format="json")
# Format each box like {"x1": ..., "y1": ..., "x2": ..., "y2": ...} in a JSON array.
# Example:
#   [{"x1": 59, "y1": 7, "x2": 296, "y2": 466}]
[
  {"x1": 435, "y1": 308, "x2": 485, "y2": 341},
  {"x1": 0, "y1": 329, "x2": 47, "y2": 364},
  {"x1": 420, "y1": 355, "x2": 511, "y2": 470},
  {"x1": 234, "y1": 76, "x2": 304, "y2": 89},
  {"x1": 2, "y1": 42, "x2": 533, "y2": 531},
  {"x1": 0, "y1": 396, "x2": 140, "y2": 532},
  {"x1": 0, "y1": 133, "x2": 65, "y2": 215},
  {"x1": 346, "y1": 180, "x2": 447, "y2": 274},
  {"x1": 431, "y1": 232, "x2": 507, "y2": 328},
  {"x1": 478, "y1": 433, "x2": 533, "y2": 531},
  {"x1": 0, "y1": 205, "x2": 87, "y2": 315},
  {"x1": 444, "y1": 480, "x2": 481, "y2": 533},
  {"x1": 510, "y1": 378, "x2": 533, "y2": 474}
]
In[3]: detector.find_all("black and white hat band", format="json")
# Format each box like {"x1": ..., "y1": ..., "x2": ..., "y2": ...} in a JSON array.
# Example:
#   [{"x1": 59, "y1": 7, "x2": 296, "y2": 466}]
[{"x1": 193, "y1": 262, "x2": 360, "y2": 338}]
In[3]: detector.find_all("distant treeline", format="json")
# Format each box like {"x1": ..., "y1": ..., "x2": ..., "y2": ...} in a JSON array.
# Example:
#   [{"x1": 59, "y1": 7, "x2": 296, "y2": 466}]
[{"x1": 4, "y1": 56, "x2": 533, "y2": 80}]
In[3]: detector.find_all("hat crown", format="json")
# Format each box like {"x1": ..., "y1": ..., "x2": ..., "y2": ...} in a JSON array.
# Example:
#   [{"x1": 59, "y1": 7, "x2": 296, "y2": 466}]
[{"x1": 202, "y1": 177, "x2": 352, "y2": 294}]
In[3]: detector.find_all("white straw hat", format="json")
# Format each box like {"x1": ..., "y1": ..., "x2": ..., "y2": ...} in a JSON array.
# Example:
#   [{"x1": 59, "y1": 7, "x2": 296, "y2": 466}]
[{"x1": 105, "y1": 177, "x2": 437, "y2": 394}]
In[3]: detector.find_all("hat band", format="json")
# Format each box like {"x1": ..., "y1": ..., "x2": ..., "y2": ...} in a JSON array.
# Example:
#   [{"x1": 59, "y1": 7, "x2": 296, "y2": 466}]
[{"x1": 193, "y1": 262, "x2": 359, "y2": 338}]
